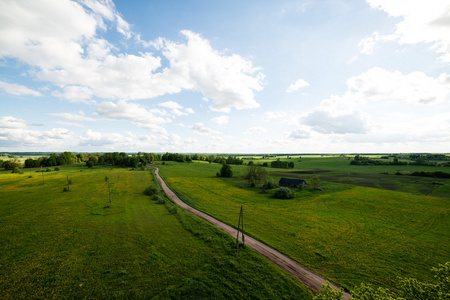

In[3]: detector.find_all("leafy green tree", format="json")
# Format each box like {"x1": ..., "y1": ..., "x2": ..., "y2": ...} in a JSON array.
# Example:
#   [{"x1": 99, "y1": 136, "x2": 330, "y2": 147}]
[
  {"x1": 76, "y1": 153, "x2": 84, "y2": 162},
  {"x1": 310, "y1": 175, "x2": 321, "y2": 190},
  {"x1": 12, "y1": 166, "x2": 22, "y2": 174},
  {"x1": 219, "y1": 163, "x2": 233, "y2": 178},
  {"x1": 244, "y1": 164, "x2": 268, "y2": 184}
]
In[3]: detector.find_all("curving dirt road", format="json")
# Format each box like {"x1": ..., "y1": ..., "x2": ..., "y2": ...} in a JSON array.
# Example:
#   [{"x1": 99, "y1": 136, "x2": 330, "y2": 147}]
[{"x1": 155, "y1": 168, "x2": 352, "y2": 299}]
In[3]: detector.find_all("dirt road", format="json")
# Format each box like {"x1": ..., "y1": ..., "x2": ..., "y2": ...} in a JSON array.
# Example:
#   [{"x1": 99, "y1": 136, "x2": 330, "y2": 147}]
[{"x1": 155, "y1": 168, "x2": 352, "y2": 299}]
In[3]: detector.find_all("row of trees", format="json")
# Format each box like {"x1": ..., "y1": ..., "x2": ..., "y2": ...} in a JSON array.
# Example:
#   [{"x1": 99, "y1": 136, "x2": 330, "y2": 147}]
[
  {"x1": 24, "y1": 152, "x2": 83, "y2": 168},
  {"x1": 271, "y1": 159, "x2": 295, "y2": 169},
  {"x1": 161, "y1": 152, "x2": 244, "y2": 165},
  {"x1": 21, "y1": 152, "x2": 162, "y2": 169},
  {"x1": 351, "y1": 155, "x2": 450, "y2": 166}
]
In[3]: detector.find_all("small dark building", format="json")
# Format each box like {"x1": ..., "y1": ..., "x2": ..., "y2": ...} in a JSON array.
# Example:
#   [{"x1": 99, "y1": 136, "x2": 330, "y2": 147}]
[{"x1": 279, "y1": 178, "x2": 307, "y2": 188}]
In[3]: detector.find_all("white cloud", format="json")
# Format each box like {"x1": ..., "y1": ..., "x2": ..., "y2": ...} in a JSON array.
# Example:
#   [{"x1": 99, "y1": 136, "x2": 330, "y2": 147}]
[
  {"x1": 364, "y1": 0, "x2": 450, "y2": 62},
  {"x1": 0, "y1": 80, "x2": 41, "y2": 97},
  {"x1": 0, "y1": 2, "x2": 264, "y2": 111},
  {"x1": 96, "y1": 100, "x2": 170, "y2": 134},
  {"x1": 158, "y1": 101, "x2": 195, "y2": 116},
  {"x1": 302, "y1": 109, "x2": 371, "y2": 134},
  {"x1": 55, "y1": 121, "x2": 86, "y2": 128},
  {"x1": 44, "y1": 128, "x2": 75, "y2": 139},
  {"x1": 49, "y1": 111, "x2": 96, "y2": 122},
  {"x1": 346, "y1": 67, "x2": 450, "y2": 105},
  {"x1": 0, "y1": 116, "x2": 75, "y2": 149},
  {"x1": 190, "y1": 122, "x2": 220, "y2": 136},
  {"x1": 289, "y1": 128, "x2": 311, "y2": 139},
  {"x1": 157, "y1": 30, "x2": 265, "y2": 112},
  {"x1": 211, "y1": 115, "x2": 229, "y2": 126},
  {"x1": 0, "y1": 116, "x2": 28, "y2": 129},
  {"x1": 263, "y1": 111, "x2": 288, "y2": 121},
  {"x1": 286, "y1": 78, "x2": 309, "y2": 93},
  {"x1": 52, "y1": 85, "x2": 95, "y2": 104},
  {"x1": 243, "y1": 126, "x2": 267, "y2": 135}
]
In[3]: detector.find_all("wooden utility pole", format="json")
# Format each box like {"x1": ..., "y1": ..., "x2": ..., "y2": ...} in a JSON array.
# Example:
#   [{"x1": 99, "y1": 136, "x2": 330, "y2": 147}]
[
  {"x1": 236, "y1": 205, "x2": 244, "y2": 252},
  {"x1": 108, "y1": 179, "x2": 111, "y2": 206}
]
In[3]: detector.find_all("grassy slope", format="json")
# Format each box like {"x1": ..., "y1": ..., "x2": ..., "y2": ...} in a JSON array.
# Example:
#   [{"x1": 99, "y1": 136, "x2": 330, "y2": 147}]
[
  {"x1": 159, "y1": 161, "x2": 450, "y2": 291},
  {"x1": 0, "y1": 167, "x2": 312, "y2": 299}
]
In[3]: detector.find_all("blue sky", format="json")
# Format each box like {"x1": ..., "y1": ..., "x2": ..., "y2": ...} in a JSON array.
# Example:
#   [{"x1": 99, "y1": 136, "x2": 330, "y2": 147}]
[{"x1": 1, "y1": 0, "x2": 449, "y2": 153}]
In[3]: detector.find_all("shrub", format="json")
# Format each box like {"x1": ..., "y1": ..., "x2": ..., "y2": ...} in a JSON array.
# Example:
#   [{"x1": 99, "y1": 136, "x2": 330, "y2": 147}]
[
  {"x1": 145, "y1": 186, "x2": 158, "y2": 196},
  {"x1": 63, "y1": 187, "x2": 68, "y2": 192},
  {"x1": 12, "y1": 167, "x2": 22, "y2": 174},
  {"x1": 154, "y1": 195, "x2": 166, "y2": 204},
  {"x1": 45, "y1": 168, "x2": 51, "y2": 172},
  {"x1": 54, "y1": 167, "x2": 60, "y2": 171},
  {"x1": 273, "y1": 187, "x2": 295, "y2": 199},
  {"x1": 265, "y1": 179, "x2": 278, "y2": 190}
]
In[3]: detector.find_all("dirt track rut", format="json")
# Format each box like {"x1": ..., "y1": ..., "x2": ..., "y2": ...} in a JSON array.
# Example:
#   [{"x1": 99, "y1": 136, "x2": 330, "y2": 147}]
[{"x1": 155, "y1": 168, "x2": 351, "y2": 299}]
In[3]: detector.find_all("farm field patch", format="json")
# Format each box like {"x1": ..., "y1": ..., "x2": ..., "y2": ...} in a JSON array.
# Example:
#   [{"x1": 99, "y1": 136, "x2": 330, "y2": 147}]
[
  {"x1": 159, "y1": 161, "x2": 450, "y2": 292},
  {"x1": 0, "y1": 166, "x2": 312, "y2": 299}
]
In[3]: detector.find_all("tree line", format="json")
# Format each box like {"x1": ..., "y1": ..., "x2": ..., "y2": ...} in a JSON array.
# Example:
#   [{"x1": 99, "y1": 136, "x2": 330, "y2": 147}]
[{"x1": 350, "y1": 155, "x2": 450, "y2": 166}]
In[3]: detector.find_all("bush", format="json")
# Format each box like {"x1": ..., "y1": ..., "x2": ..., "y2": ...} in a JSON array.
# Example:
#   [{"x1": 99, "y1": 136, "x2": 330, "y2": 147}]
[
  {"x1": 145, "y1": 186, "x2": 158, "y2": 196},
  {"x1": 273, "y1": 187, "x2": 295, "y2": 199},
  {"x1": 154, "y1": 195, "x2": 166, "y2": 204},
  {"x1": 46, "y1": 168, "x2": 51, "y2": 172},
  {"x1": 12, "y1": 167, "x2": 22, "y2": 174},
  {"x1": 54, "y1": 167, "x2": 60, "y2": 171},
  {"x1": 63, "y1": 187, "x2": 68, "y2": 192},
  {"x1": 265, "y1": 179, "x2": 278, "y2": 190}
]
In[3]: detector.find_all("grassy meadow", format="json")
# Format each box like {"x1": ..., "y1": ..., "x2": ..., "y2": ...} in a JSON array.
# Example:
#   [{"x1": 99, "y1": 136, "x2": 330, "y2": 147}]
[
  {"x1": 158, "y1": 157, "x2": 450, "y2": 292},
  {"x1": 0, "y1": 166, "x2": 313, "y2": 299}
]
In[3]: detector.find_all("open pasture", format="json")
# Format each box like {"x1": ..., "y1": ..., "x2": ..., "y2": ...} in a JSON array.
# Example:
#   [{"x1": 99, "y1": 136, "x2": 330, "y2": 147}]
[
  {"x1": 0, "y1": 166, "x2": 312, "y2": 299},
  {"x1": 159, "y1": 160, "x2": 450, "y2": 292}
]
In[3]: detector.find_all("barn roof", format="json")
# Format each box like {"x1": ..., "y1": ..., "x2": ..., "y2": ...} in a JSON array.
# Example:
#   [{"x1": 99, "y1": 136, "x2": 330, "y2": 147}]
[{"x1": 279, "y1": 178, "x2": 306, "y2": 186}]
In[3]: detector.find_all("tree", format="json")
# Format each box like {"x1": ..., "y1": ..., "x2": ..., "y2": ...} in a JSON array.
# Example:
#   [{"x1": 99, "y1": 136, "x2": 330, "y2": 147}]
[
  {"x1": 273, "y1": 187, "x2": 295, "y2": 199},
  {"x1": 310, "y1": 175, "x2": 321, "y2": 190},
  {"x1": 86, "y1": 161, "x2": 94, "y2": 168},
  {"x1": 76, "y1": 153, "x2": 84, "y2": 162},
  {"x1": 218, "y1": 163, "x2": 233, "y2": 178},
  {"x1": 12, "y1": 166, "x2": 22, "y2": 174},
  {"x1": 244, "y1": 164, "x2": 268, "y2": 184}
]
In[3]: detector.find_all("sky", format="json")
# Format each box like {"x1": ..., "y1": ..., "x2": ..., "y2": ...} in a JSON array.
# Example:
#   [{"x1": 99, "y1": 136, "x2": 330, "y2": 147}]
[{"x1": 0, "y1": 0, "x2": 449, "y2": 154}]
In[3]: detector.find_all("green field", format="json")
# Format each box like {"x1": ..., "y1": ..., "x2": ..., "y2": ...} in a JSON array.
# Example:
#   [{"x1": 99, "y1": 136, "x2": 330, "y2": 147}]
[
  {"x1": 0, "y1": 166, "x2": 313, "y2": 299},
  {"x1": 158, "y1": 158, "x2": 450, "y2": 292}
]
